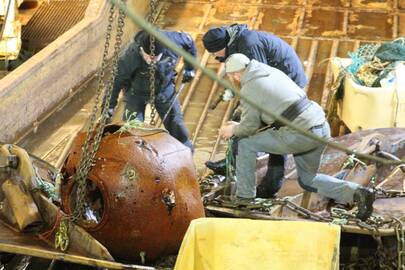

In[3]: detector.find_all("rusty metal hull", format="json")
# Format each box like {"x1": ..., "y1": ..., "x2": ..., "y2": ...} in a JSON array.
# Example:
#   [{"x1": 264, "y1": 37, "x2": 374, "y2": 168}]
[{"x1": 61, "y1": 125, "x2": 205, "y2": 262}]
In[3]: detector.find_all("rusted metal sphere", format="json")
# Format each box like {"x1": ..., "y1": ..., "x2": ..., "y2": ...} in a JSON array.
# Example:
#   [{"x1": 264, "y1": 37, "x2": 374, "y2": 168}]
[{"x1": 61, "y1": 125, "x2": 205, "y2": 262}]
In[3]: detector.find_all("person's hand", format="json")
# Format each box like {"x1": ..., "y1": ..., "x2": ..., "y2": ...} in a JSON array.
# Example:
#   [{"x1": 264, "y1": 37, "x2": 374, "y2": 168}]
[
  {"x1": 219, "y1": 122, "x2": 238, "y2": 139},
  {"x1": 106, "y1": 108, "x2": 115, "y2": 123},
  {"x1": 222, "y1": 89, "x2": 234, "y2": 101},
  {"x1": 182, "y1": 69, "x2": 195, "y2": 83}
]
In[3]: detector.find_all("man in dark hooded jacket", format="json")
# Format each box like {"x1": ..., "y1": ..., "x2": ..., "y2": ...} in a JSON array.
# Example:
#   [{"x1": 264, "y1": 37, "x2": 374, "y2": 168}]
[
  {"x1": 202, "y1": 23, "x2": 307, "y2": 87},
  {"x1": 109, "y1": 30, "x2": 196, "y2": 150},
  {"x1": 202, "y1": 23, "x2": 307, "y2": 198}
]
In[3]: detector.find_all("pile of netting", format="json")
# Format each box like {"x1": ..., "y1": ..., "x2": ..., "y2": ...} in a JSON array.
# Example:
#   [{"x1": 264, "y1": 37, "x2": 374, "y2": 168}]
[{"x1": 346, "y1": 37, "x2": 405, "y2": 87}]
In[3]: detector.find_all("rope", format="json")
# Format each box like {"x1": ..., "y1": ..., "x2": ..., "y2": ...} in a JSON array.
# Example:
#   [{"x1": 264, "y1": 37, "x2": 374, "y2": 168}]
[
  {"x1": 109, "y1": 0, "x2": 405, "y2": 167},
  {"x1": 115, "y1": 110, "x2": 167, "y2": 135},
  {"x1": 37, "y1": 210, "x2": 63, "y2": 241},
  {"x1": 33, "y1": 167, "x2": 58, "y2": 201},
  {"x1": 0, "y1": 0, "x2": 12, "y2": 41},
  {"x1": 224, "y1": 138, "x2": 236, "y2": 195}
]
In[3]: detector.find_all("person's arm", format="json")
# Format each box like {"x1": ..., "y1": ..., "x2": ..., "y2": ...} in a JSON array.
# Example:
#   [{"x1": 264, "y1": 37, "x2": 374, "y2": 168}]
[
  {"x1": 109, "y1": 42, "x2": 140, "y2": 109},
  {"x1": 233, "y1": 96, "x2": 262, "y2": 137},
  {"x1": 177, "y1": 31, "x2": 197, "y2": 68},
  {"x1": 171, "y1": 31, "x2": 197, "y2": 82},
  {"x1": 239, "y1": 44, "x2": 268, "y2": 64}
]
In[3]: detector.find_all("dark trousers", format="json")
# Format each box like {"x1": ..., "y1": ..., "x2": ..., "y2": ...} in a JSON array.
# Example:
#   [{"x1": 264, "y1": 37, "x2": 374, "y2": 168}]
[{"x1": 123, "y1": 90, "x2": 193, "y2": 151}]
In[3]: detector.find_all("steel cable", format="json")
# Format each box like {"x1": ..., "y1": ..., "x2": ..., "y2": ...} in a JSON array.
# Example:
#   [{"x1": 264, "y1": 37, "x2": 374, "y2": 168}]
[{"x1": 109, "y1": 0, "x2": 405, "y2": 166}]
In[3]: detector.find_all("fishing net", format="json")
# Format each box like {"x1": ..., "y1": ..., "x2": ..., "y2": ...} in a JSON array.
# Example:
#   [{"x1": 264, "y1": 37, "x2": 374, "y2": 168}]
[
  {"x1": 326, "y1": 37, "x2": 405, "y2": 126},
  {"x1": 346, "y1": 37, "x2": 405, "y2": 87}
]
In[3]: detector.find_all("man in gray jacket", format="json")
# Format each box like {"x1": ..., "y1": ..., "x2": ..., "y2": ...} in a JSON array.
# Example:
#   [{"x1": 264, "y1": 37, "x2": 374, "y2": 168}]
[
  {"x1": 203, "y1": 24, "x2": 307, "y2": 198},
  {"x1": 219, "y1": 53, "x2": 375, "y2": 221}
]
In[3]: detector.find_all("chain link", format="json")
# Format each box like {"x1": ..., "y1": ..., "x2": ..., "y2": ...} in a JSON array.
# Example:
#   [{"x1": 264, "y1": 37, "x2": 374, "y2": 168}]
[
  {"x1": 209, "y1": 181, "x2": 405, "y2": 268},
  {"x1": 376, "y1": 188, "x2": 405, "y2": 199},
  {"x1": 394, "y1": 218, "x2": 405, "y2": 270},
  {"x1": 374, "y1": 235, "x2": 396, "y2": 270},
  {"x1": 342, "y1": 154, "x2": 367, "y2": 169},
  {"x1": 278, "y1": 198, "x2": 332, "y2": 222},
  {"x1": 281, "y1": 202, "x2": 404, "y2": 269},
  {"x1": 147, "y1": 0, "x2": 159, "y2": 126},
  {"x1": 55, "y1": 219, "x2": 69, "y2": 251},
  {"x1": 148, "y1": 38, "x2": 157, "y2": 126},
  {"x1": 54, "y1": 1, "x2": 127, "y2": 251},
  {"x1": 70, "y1": 1, "x2": 114, "y2": 223},
  {"x1": 340, "y1": 257, "x2": 378, "y2": 270},
  {"x1": 146, "y1": 0, "x2": 158, "y2": 23},
  {"x1": 71, "y1": 1, "x2": 127, "y2": 223}
]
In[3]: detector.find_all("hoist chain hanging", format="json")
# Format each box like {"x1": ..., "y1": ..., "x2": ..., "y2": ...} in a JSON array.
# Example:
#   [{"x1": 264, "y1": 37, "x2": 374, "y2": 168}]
[
  {"x1": 54, "y1": 1, "x2": 127, "y2": 250},
  {"x1": 148, "y1": 35, "x2": 157, "y2": 126},
  {"x1": 147, "y1": 0, "x2": 159, "y2": 126},
  {"x1": 71, "y1": 0, "x2": 127, "y2": 223},
  {"x1": 394, "y1": 219, "x2": 405, "y2": 270}
]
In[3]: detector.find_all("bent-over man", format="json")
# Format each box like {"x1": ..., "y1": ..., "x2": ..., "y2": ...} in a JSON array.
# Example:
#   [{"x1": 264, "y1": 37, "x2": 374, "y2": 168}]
[
  {"x1": 109, "y1": 30, "x2": 196, "y2": 151},
  {"x1": 219, "y1": 53, "x2": 375, "y2": 221}
]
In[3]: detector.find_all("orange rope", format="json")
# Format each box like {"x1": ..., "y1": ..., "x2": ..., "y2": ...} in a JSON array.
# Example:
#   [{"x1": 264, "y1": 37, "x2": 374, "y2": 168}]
[{"x1": 37, "y1": 210, "x2": 63, "y2": 241}]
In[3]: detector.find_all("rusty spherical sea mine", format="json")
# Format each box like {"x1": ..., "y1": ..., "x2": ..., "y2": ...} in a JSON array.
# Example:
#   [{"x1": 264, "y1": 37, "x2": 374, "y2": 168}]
[{"x1": 61, "y1": 125, "x2": 205, "y2": 262}]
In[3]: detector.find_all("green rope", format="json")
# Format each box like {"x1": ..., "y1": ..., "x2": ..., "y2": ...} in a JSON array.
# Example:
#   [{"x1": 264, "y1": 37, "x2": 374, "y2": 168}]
[
  {"x1": 347, "y1": 44, "x2": 379, "y2": 75},
  {"x1": 109, "y1": 0, "x2": 405, "y2": 166},
  {"x1": 33, "y1": 167, "x2": 58, "y2": 201},
  {"x1": 225, "y1": 138, "x2": 236, "y2": 195},
  {"x1": 225, "y1": 138, "x2": 236, "y2": 180},
  {"x1": 115, "y1": 110, "x2": 167, "y2": 135},
  {"x1": 36, "y1": 179, "x2": 58, "y2": 201},
  {"x1": 115, "y1": 111, "x2": 143, "y2": 134}
]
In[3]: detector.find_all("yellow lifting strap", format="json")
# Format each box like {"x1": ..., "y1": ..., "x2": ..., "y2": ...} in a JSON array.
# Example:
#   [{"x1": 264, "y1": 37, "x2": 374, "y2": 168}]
[{"x1": 175, "y1": 218, "x2": 340, "y2": 270}]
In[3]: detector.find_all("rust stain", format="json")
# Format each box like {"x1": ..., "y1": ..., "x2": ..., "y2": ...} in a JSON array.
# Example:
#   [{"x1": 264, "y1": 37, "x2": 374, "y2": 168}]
[{"x1": 61, "y1": 125, "x2": 205, "y2": 262}]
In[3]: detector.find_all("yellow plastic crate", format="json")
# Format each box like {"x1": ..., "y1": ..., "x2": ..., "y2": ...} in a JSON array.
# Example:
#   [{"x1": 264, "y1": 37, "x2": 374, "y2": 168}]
[{"x1": 175, "y1": 218, "x2": 340, "y2": 270}]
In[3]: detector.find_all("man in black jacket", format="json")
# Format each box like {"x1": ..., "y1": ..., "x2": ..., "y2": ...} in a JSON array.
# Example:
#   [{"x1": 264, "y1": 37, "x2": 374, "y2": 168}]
[
  {"x1": 203, "y1": 23, "x2": 307, "y2": 87},
  {"x1": 202, "y1": 23, "x2": 307, "y2": 198},
  {"x1": 109, "y1": 30, "x2": 196, "y2": 150}
]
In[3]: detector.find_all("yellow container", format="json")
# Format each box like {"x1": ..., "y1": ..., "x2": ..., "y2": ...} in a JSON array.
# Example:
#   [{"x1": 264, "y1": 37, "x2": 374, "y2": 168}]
[
  {"x1": 175, "y1": 218, "x2": 340, "y2": 270},
  {"x1": 331, "y1": 58, "x2": 405, "y2": 132}
]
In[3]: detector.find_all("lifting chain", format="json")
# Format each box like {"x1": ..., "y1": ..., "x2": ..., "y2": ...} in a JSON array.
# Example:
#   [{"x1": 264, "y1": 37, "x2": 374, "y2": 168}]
[
  {"x1": 55, "y1": 219, "x2": 69, "y2": 252},
  {"x1": 277, "y1": 198, "x2": 332, "y2": 222},
  {"x1": 342, "y1": 154, "x2": 367, "y2": 169},
  {"x1": 147, "y1": 0, "x2": 159, "y2": 126},
  {"x1": 394, "y1": 218, "x2": 405, "y2": 270},
  {"x1": 373, "y1": 234, "x2": 394, "y2": 270},
  {"x1": 376, "y1": 188, "x2": 405, "y2": 199},
  {"x1": 54, "y1": 0, "x2": 127, "y2": 251},
  {"x1": 277, "y1": 200, "x2": 405, "y2": 269},
  {"x1": 71, "y1": 0, "x2": 127, "y2": 223},
  {"x1": 340, "y1": 257, "x2": 378, "y2": 270},
  {"x1": 224, "y1": 139, "x2": 236, "y2": 195},
  {"x1": 214, "y1": 193, "x2": 405, "y2": 268}
]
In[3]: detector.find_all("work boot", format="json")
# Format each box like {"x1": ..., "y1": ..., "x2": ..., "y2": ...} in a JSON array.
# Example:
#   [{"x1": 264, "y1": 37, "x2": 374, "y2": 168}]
[
  {"x1": 230, "y1": 195, "x2": 254, "y2": 205},
  {"x1": 205, "y1": 158, "x2": 227, "y2": 175},
  {"x1": 353, "y1": 187, "x2": 375, "y2": 221},
  {"x1": 256, "y1": 185, "x2": 277, "y2": 199}
]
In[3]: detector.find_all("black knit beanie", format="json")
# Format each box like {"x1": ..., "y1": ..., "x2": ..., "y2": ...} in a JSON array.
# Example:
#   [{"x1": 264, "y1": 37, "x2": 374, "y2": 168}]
[
  {"x1": 140, "y1": 31, "x2": 164, "y2": 55},
  {"x1": 202, "y1": 27, "x2": 228, "y2": 52}
]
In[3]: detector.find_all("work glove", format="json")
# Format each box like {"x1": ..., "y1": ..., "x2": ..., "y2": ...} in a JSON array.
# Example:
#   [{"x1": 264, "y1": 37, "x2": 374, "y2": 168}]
[
  {"x1": 182, "y1": 69, "x2": 195, "y2": 83},
  {"x1": 210, "y1": 89, "x2": 235, "y2": 110},
  {"x1": 231, "y1": 106, "x2": 242, "y2": 122},
  {"x1": 222, "y1": 89, "x2": 235, "y2": 101},
  {"x1": 106, "y1": 108, "x2": 115, "y2": 123}
]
